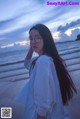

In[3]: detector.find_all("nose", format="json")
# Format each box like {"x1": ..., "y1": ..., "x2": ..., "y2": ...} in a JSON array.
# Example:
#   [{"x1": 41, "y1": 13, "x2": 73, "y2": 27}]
[{"x1": 31, "y1": 39, "x2": 37, "y2": 44}]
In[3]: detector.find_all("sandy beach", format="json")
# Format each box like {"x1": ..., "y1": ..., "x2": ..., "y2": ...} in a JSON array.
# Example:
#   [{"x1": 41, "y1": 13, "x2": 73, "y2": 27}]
[{"x1": 0, "y1": 80, "x2": 27, "y2": 119}]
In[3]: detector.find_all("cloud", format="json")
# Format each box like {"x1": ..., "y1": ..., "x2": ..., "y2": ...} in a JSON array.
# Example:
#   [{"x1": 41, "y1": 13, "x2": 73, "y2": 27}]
[
  {"x1": 70, "y1": 28, "x2": 80, "y2": 40},
  {"x1": 0, "y1": 0, "x2": 80, "y2": 47},
  {"x1": 57, "y1": 19, "x2": 80, "y2": 32},
  {"x1": 54, "y1": 28, "x2": 80, "y2": 42},
  {"x1": 0, "y1": 1, "x2": 58, "y2": 35},
  {"x1": 0, "y1": 0, "x2": 80, "y2": 34},
  {"x1": 0, "y1": 26, "x2": 29, "y2": 46}
]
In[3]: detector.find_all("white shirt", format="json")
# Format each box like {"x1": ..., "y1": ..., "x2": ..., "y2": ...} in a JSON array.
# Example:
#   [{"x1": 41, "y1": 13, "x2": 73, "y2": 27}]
[{"x1": 15, "y1": 55, "x2": 70, "y2": 119}]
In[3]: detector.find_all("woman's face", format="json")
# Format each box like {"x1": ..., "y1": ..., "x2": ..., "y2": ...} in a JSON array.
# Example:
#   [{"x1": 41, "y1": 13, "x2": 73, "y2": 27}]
[{"x1": 29, "y1": 29, "x2": 44, "y2": 55}]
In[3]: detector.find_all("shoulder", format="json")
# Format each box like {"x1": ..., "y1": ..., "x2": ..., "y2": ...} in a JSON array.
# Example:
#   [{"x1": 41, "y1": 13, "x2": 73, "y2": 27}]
[{"x1": 36, "y1": 55, "x2": 53, "y2": 64}]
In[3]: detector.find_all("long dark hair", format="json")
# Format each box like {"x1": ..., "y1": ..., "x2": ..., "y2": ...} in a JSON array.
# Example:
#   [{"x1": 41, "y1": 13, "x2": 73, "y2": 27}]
[{"x1": 29, "y1": 24, "x2": 77, "y2": 105}]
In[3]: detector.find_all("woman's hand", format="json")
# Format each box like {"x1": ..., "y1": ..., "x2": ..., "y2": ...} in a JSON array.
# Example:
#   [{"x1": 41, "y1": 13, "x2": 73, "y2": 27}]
[
  {"x1": 25, "y1": 44, "x2": 33, "y2": 60},
  {"x1": 29, "y1": 45, "x2": 33, "y2": 52},
  {"x1": 30, "y1": 41, "x2": 33, "y2": 51}
]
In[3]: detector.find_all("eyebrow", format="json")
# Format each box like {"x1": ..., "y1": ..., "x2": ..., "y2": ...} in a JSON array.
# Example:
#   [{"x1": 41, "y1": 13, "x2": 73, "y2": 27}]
[
  {"x1": 34, "y1": 34, "x2": 40, "y2": 37},
  {"x1": 29, "y1": 34, "x2": 41, "y2": 37}
]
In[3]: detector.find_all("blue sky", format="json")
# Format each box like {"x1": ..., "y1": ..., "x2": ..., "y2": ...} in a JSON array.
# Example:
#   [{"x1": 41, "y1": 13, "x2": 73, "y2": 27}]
[{"x1": 0, "y1": 0, "x2": 80, "y2": 47}]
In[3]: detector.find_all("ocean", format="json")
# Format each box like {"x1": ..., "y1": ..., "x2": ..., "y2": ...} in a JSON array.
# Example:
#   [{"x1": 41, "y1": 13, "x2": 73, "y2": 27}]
[
  {"x1": 0, "y1": 40, "x2": 80, "y2": 65},
  {"x1": 0, "y1": 40, "x2": 80, "y2": 81}
]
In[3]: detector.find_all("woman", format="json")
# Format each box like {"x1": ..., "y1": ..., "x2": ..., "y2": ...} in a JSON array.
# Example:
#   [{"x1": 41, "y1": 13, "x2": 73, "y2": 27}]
[{"x1": 16, "y1": 24, "x2": 77, "y2": 119}]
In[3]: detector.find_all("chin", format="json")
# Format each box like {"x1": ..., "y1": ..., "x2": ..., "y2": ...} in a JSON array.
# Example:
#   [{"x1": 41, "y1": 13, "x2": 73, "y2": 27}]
[{"x1": 34, "y1": 49, "x2": 38, "y2": 53}]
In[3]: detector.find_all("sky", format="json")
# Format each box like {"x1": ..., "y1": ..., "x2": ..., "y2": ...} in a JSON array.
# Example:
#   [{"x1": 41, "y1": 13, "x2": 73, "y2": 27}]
[{"x1": 0, "y1": 0, "x2": 80, "y2": 48}]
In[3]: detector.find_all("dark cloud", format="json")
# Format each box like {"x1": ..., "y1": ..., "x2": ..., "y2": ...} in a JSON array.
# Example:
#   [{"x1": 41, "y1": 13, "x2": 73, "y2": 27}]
[
  {"x1": 0, "y1": 26, "x2": 30, "y2": 46},
  {"x1": 0, "y1": 18, "x2": 16, "y2": 28},
  {"x1": 0, "y1": 1, "x2": 70, "y2": 30},
  {"x1": 57, "y1": 19, "x2": 80, "y2": 32},
  {"x1": 0, "y1": 11, "x2": 27, "y2": 29}
]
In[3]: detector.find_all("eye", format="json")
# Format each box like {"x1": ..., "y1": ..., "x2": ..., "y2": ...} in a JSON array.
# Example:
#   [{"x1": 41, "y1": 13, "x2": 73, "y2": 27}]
[
  {"x1": 37, "y1": 37, "x2": 40, "y2": 39},
  {"x1": 35, "y1": 36, "x2": 41, "y2": 39}
]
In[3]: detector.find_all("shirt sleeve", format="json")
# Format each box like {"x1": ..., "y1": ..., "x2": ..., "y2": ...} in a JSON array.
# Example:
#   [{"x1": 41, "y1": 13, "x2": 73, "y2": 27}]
[
  {"x1": 33, "y1": 60, "x2": 57, "y2": 116},
  {"x1": 24, "y1": 57, "x2": 37, "y2": 70}
]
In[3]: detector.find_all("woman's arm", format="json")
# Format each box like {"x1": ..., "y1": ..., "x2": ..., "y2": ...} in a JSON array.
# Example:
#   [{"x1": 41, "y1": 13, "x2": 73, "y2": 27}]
[{"x1": 24, "y1": 46, "x2": 33, "y2": 70}]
